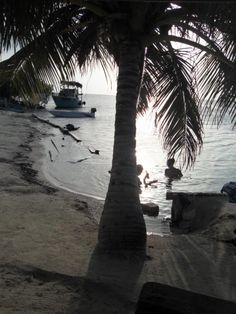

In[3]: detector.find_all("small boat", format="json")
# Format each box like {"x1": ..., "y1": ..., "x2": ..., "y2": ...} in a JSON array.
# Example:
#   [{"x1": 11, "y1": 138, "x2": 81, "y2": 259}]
[
  {"x1": 0, "y1": 105, "x2": 25, "y2": 113},
  {"x1": 49, "y1": 108, "x2": 96, "y2": 118},
  {"x1": 0, "y1": 98, "x2": 25, "y2": 113},
  {"x1": 52, "y1": 80, "x2": 86, "y2": 109}
]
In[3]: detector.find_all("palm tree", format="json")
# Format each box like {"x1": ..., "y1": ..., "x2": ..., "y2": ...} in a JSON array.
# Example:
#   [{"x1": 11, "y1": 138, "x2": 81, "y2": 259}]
[
  {"x1": 0, "y1": 1, "x2": 235, "y2": 253},
  {"x1": 0, "y1": 79, "x2": 52, "y2": 106}
]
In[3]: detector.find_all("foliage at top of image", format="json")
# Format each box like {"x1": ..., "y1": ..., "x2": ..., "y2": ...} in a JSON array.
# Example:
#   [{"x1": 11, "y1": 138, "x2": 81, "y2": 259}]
[{"x1": 0, "y1": 1, "x2": 235, "y2": 166}]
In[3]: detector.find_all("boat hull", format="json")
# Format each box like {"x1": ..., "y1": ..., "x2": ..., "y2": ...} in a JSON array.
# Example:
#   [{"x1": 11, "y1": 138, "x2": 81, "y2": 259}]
[
  {"x1": 52, "y1": 95, "x2": 84, "y2": 109},
  {"x1": 49, "y1": 110, "x2": 95, "y2": 118}
]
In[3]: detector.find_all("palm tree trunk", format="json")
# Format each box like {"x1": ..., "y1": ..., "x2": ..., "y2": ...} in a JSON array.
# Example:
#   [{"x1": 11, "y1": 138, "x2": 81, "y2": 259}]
[{"x1": 98, "y1": 39, "x2": 147, "y2": 253}]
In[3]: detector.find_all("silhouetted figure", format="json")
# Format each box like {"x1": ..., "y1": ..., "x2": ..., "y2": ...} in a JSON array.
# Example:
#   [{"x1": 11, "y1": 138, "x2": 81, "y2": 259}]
[
  {"x1": 137, "y1": 164, "x2": 144, "y2": 189},
  {"x1": 143, "y1": 171, "x2": 158, "y2": 188},
  {"x1": 165, "y1": 158, "x2": 183, "y2": 179}
]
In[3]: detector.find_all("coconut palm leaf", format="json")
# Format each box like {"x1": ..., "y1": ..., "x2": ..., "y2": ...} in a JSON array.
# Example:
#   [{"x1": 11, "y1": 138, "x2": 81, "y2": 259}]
[
  {"x1": 0, "y1": 1, "x2": 118, "y2": 100},
  {"x1": 198, "y1": 36, "x2": 236, "y2": 126},
  {"x1": 137, "y1": 70, "x2": 153, "y2": 115},
  {"x1": 143, "y1": 42, "x2": 203, "y2": 167},
  {"x1": 65, "y1": 18, "x2": 114, "y2": 72},
  {"x1": 180, "y1": 1, "x2": 236, "y2": 35},
  {"x1": 0, "y1": 0, "x2": 62, "y2": 50},
  {"x1": 0, "y1": 10, "x2": 78, "y2": 100}
]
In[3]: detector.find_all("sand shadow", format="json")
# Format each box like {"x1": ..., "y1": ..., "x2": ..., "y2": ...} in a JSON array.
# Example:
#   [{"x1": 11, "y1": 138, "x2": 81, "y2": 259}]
[{"x1": 73, "y1": 245, "x2": 145, "y2": 313}]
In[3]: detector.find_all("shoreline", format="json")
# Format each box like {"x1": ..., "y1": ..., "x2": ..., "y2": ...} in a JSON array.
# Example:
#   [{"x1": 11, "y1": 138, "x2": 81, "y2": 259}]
[
  {"x1": 0, "y1": 111, "x2": 100, "y2": 269},
  {"x1": 0, "y1": 111, "x2": 236, "y2": 313},
  {"x1": 37, "y1": 119, "x2": 171, "y2": 235},
  {"x1": 33, "y1": 112, "x2": 105, "y2": 223}
]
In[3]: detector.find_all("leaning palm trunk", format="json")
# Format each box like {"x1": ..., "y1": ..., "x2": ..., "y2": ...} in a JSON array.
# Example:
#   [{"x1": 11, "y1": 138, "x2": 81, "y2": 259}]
[{"x1": 98, "y1": 39, "x2": 147, "y2": 252}]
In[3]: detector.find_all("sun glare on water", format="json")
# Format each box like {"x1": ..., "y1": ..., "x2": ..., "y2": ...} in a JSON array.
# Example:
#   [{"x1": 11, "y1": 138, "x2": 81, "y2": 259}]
[{"x1": 136, "y1": 109, "x2": 162, "y2": 171}]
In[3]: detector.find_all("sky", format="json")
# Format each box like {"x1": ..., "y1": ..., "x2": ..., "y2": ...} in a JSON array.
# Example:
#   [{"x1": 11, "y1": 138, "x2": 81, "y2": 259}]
[
  {"x1": 1, "y1": 50, "x2": 117, "y2": 95},
  {"x1": 76, "y1": 65, "x2": 117, "y2": 95}
]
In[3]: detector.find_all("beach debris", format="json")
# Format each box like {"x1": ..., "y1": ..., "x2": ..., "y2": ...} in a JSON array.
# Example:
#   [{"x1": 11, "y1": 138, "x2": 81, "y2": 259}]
[
  {"x1": 74, "y1": 200, "x2": 88, "y2": 211},
  {"x1": 88, "y1": 147, "x2": 100, "y2": 155},
  {"x1": 141, "y1": 202, "x2": 159, "y2": 217},
  {"x1": 19, "y1": 144, "x2": 32, "y2": 151},
  {"x1": 221, "y1": 181, "x2": 236, "y2": 203},
  {"x1": 50, "y1": 139, "x2": 59, "y2": 153},
  {"x1": 32, "y1": 114, "x2": 82, "y2": 142},
  {"x1": 68, "y1": 157, "x2": 91, "y2": 164},
  {"x1": 66, "y1": 131, "x2": 82, "y2": 143},
  {"x1": 162, "y1": 216, "x2": 171, "y2": 223},
  {"x1": 48, "y1": 150, "x2": 53, "y2": 162},
  {"x1": 65, "y1": 123, "x2": 79, "y2": 131}
]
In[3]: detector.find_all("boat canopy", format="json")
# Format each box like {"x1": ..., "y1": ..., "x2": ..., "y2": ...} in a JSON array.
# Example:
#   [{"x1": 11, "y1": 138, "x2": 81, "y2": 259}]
[{"x1": 61, "y1": 80, "x2": 82, "y2": 88}]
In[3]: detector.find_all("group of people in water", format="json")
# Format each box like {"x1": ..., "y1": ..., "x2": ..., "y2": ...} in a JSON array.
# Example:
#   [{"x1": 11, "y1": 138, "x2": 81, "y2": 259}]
[
  {"x1": 137, "y1": 158, "x2": 183, "y2": 190},
  {"x1": 109, "y1": 158, "x2": 182, "y2": 191}
]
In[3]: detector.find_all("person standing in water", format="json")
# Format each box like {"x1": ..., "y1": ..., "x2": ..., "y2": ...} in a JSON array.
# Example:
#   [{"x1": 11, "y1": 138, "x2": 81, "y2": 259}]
[
  {"x1": 137, "y1": 164, "x2": 158, "y2": 190},
  {"x1": 137, "y1": 164, "x2": 144, "y2": 191},
  {"x1": 165, "y1": 158, "x2": 183, "y2": 179}
]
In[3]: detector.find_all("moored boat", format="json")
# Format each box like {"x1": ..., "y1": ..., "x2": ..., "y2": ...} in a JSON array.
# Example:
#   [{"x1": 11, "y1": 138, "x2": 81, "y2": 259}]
[
  {"x1": 49, "y1": 108, "x2": 96, "y2": 118},
  {"x1": 52, "y1": 80, "x2": 85, "y2": 109}
]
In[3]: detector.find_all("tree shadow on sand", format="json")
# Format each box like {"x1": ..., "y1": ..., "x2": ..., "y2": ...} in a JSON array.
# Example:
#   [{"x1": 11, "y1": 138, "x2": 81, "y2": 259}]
[{"x1": 73, "y1": 245, "x2": 145, "y2": 314}]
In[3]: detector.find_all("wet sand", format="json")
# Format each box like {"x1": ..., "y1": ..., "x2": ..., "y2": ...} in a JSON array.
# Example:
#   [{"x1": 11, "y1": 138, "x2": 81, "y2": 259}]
[{"x1": 0, "y1": 111, "x2": 235, "y2": 313}]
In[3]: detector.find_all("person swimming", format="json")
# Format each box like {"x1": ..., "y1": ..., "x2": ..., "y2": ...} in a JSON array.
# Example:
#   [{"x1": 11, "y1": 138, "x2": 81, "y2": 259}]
[
  {"x1": 143, "y1": 171, "x2": 158, "y2": 188},
  {"x1": 165, "y1": 158, "x2": 183, "y2": 179},
  {"x1": 137, "y1": 164, "x2": 158, "y2": 189}
]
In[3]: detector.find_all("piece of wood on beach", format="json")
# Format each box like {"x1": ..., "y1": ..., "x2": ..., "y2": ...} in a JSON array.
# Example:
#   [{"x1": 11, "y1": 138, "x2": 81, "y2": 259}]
[
  {"x1": 32, "y1": 114, "x2": 82, "y2": 143},
  {"x1": 87, "y1": 147, "x2": 100, "y2": 155},
  {"x1": 48, "y1": 150, "x2": 53, "y2": 162},
  {"x1": 67, "y1": 131, "x2": 82, "y2": 143},
  {"x1": 68, "y1": 157, "x2": 91, "y2": 163},
  {"x1": 135, "y1": 282, "x2": 236, "y2": 314},
  {"x1": 51, "y1": 139, "x2": 59, "y2": 153}
]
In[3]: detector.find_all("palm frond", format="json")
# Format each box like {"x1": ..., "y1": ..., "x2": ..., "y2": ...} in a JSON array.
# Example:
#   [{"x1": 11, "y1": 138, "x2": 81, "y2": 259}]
[
  {"x1": 137, "y1": 70, "x2": 153, "y2": 115},
  {"x1": 0, "y1": 1, "x2": 118, "y2": 100},
  {"x1": 198, "y1": 39, "x2": 236, "y2": 126},
  {"x1": 180, "y1": 1, "x2": 236, "y2": 37},
  {"x1": 144, "y1": 43, "x2": 203, "y2": 167},
  {"x1": 0, "y1": 0, "x2": 62, "y2": 51},
  {"x1": 0, "y1": 11, "x2": 78, "y2": 101}
]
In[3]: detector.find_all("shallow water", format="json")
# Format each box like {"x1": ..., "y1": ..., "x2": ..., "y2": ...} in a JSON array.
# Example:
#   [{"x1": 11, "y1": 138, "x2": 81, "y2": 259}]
[{"x1": 40, "y1": 94, "x2": 236, "y2": 234}]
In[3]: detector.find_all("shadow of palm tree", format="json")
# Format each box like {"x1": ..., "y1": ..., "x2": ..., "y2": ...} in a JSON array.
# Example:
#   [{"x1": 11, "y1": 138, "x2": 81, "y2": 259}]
[{"x1": 74, "y1": 245, "x2": 145, "y2": 313}]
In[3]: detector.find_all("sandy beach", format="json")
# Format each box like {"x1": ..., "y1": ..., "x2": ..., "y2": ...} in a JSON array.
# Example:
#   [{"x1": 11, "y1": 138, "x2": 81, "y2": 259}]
[{"x1": 0, "y1": 111, "x2": 236, "y2": 313}]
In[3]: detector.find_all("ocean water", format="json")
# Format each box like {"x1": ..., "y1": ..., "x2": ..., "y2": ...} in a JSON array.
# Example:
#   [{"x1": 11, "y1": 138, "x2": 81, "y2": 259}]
[{"x1": 40, "y1": 94, "x2": 236, "y2": 235}]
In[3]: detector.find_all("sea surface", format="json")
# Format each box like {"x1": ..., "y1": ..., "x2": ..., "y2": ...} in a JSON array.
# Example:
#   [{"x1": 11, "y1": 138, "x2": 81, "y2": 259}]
[{"x1": 40, "y1": 94, "x2": 236, "y2": 235}]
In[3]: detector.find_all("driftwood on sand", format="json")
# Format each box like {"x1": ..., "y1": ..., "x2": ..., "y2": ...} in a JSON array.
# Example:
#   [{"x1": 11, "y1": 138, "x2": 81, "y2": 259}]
[
  {"x1": 51, "y1": 139, "x2": 59, "y2": 153},
  {"x1": 32, "y1": 114, "x2": 82, "y2": 143}
]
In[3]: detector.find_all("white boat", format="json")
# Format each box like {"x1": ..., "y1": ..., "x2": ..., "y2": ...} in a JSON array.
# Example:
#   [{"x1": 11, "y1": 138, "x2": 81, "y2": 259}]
[
  {"x1": 52, "y1": 80, "x2": 85, "y2": 109},
  {"x1": 49, "y1": 108, "x2": 96, "y2": 118}
]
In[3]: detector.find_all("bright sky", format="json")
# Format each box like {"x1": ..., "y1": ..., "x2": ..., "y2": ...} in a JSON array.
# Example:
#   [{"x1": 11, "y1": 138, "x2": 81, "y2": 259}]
[
  {"x1": 1, "y1": 50, "x2": 117, "y2": 95},
  {"x1": 76, "y1": 65, "x2": 117, "y2": 95}
]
